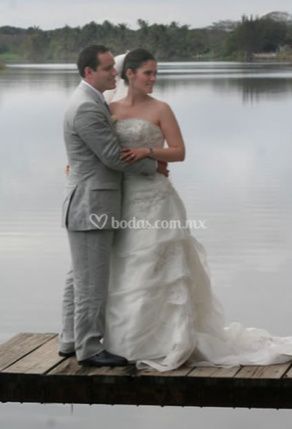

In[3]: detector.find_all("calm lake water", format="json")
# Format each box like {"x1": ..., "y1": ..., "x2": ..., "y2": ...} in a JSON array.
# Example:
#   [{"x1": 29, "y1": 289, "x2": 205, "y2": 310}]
[{"x1": 1, "y1": 61, "x2": 292, "y2": 427}]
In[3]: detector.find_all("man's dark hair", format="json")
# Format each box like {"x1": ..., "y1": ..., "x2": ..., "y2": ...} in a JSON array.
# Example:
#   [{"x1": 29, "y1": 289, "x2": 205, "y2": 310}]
[{"x1": 77, "y1": 45, "x2": 109, "y2": 78}]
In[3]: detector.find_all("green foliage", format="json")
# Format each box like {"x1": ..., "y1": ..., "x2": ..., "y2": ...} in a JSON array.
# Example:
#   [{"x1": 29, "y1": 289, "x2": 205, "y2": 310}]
[
  {"x1": 0, "y1": 16, "x2": 291, "y2": 63},
  {"x1": 0, "y1": 20, "x2": 227, "y2": 62},
  {"x1": 225, "y1": 15, "x2": 288, "y2": 60}
]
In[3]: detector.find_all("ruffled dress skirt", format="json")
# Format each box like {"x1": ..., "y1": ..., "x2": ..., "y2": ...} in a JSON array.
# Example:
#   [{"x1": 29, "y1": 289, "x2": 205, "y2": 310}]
[{"x1": 104, "y1": 173, "x2": 292, "y2": 371}]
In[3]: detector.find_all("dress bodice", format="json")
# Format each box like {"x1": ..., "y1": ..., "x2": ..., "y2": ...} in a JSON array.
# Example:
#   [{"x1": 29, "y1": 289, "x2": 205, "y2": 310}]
[{"x1": 115, "y1": 118, "x2": 164, "y2": 149}]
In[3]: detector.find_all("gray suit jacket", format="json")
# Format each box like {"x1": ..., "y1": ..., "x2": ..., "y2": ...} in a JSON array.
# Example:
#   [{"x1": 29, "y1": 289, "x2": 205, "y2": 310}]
[{"x1": 62, "y1": 82, "x2": 157, "y2": 231}]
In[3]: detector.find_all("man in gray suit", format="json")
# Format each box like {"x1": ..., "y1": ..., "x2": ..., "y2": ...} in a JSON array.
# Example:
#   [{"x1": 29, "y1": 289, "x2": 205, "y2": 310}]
[{"x1": 58, "y1": 45, "x2": 162, "y2": 367}]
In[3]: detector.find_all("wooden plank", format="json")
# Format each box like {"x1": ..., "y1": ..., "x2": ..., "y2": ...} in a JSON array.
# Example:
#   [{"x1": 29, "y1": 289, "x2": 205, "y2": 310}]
[
  {"x1": 47, "y1": 358, "x2": 138, "y2": 405},
  {"x1": 48, "y1": 356, "x2": 85, "y2": 375},
  {"x1": 85, "y1": 365, "x2": 137, "y2": 376},
  {"x1": 48, "y1": 358, "x2": 136, "y2": 377},
  {"x1": 235, "y1": 363, "x2": 292, "y2": 379},
  {"x1": 283, "y1": 364, "x2": 292, "y2": 378},
  {"x1": 2, "y1": 361, "x2": 292, "y2": 408},
  {"x1": 137, "y1": 364, "x2": 193, "y2": 377},
  {"x1": 1, "y1": 371, "x2": 292, "y2": 408},
  {"x1": 0, "y1": 333, "x2": 56, "y2": 371},
  {"x1": 3, "y1": 336, "x2": 63, "y2": 374},
  {"x1": 188, "y1": 365, "x2": 240, "y2": 378}
]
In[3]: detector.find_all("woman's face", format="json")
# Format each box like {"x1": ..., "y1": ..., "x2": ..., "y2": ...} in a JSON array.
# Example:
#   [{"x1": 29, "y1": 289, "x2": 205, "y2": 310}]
[{"x1": 128, "y1": 60, "x2": 157, "y2": 93}]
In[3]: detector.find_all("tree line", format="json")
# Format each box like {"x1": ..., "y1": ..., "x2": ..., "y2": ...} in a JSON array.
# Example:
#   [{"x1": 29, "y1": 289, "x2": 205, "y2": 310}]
[{"x1": 0, "y1": 14, "x2": 292, "y2": 63}]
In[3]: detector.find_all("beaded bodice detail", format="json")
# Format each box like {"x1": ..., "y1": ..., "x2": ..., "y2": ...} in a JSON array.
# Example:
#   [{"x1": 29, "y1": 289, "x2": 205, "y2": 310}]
[{"x1": 115, "y1": 118, "x2": 164, "y2": 150}]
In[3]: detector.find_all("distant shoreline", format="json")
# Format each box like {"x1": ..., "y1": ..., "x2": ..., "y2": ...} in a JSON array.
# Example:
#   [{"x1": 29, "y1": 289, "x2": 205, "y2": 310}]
[
  {"x1": 2, "y1": 49, "x2": 292, "y2": 65},
  {"x1": 2, "y1": 56, "x2": 292, "y2": 65},
  {"x1": 1, "y1": 15, "x2": 292, "y2": 64}
]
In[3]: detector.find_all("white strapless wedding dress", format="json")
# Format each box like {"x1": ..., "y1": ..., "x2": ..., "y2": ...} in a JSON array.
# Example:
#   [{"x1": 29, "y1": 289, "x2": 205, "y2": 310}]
[{"x1": 103, "y1": 118, "x2": 292, "y2": 371}]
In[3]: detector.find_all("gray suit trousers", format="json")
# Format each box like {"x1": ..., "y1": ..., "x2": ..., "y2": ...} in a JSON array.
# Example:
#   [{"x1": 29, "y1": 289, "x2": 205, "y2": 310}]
[{"x1": 59, "y1": 229, "x2": 114, "y2": 361}]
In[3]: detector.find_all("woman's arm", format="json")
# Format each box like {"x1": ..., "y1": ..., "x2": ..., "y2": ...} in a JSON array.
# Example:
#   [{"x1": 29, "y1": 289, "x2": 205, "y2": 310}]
[
  {"x1": 155, "y1": 102, "x2": 185, "y2": 161},
  {"x1": 121, "y1": 103, "x2": 185, "y2": 163}
]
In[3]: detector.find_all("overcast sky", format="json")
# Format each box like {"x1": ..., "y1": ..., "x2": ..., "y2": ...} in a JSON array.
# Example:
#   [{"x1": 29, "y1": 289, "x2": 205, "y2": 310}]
[{"x1": 0, "y1": 0, "x2": 292, "y2": 29}]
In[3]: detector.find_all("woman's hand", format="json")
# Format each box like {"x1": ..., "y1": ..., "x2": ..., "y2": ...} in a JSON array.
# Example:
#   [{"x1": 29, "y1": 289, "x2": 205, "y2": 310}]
[{"x1": 120, "y1": 147, "x2": 149, "y2": 163}]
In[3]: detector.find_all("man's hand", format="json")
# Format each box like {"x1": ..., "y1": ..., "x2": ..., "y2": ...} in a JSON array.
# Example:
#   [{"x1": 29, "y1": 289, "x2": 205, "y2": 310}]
[{"x1": 157, "y1": 161, "x2": 169, "y2": 177}]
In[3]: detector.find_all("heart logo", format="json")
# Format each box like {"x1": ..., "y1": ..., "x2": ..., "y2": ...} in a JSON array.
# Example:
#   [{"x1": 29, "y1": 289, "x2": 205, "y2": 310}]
[{"x1": 89, "y1": 213, "x2": 108, "y2": 229}]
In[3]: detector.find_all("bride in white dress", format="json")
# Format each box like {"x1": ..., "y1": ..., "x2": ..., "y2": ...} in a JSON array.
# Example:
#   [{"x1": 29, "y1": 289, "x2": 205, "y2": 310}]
[{"x1": 103, "y1": 49, "x2": 292, "y2": 371}]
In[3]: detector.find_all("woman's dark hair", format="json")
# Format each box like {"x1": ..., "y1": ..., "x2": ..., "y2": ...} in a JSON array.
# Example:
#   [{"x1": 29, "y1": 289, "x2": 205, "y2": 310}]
[
  {"x1": 77, "y1": 45, "x2": 109, "y2": 78},
  {"x1": 121, "y1": 48, "x2": 156, "y2": 84}
]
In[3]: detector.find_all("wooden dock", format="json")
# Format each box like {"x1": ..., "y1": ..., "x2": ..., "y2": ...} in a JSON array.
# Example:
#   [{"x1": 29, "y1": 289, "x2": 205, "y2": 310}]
[{"x1": 1, "y1": 333, "x2": 292, "y2": 409}]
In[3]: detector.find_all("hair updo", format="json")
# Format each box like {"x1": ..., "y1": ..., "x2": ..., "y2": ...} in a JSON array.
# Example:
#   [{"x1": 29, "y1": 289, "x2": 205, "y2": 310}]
[{"x1": 121, "y1": 48, "x2": 156, "y2": 84}]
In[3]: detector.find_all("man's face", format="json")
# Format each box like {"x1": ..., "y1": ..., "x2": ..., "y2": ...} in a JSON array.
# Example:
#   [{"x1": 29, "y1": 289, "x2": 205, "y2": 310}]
[{"x1": 85, "y1": 51, "x2": 117, "y2": 92}]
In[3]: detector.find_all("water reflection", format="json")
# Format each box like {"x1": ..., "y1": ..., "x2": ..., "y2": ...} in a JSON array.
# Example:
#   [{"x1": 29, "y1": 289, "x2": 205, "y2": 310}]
[
  {"x1": 157, "y1": 76, "x2": 292, "y2": 103},
  {"x1": 210, "y1": 77, "x2": 292, "y2": 103},
  {"x1": 3, "y1": 62, "x2": 292, "y2": 104}
]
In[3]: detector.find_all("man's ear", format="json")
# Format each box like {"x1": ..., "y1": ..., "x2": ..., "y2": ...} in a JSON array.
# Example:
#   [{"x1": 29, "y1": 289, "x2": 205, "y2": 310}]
[{"x1": 84, "y1": 66, "x2": 93, "y2": 78}]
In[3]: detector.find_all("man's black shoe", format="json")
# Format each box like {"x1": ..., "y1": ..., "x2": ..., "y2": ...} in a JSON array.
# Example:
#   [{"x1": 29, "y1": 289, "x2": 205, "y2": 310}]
[
  {"x1": 78, "y1": 350, "x2": 128, "y2": 367},
  {"x1": 58, "y1": 350, "x2": 76, "y2": 358}
]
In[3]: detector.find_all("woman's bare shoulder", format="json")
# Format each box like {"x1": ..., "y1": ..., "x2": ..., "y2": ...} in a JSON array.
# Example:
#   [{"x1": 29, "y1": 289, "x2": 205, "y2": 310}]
[
  {"x1": 149, "y1": 97, "x2": 171, "y2": 113},
  {"x1": 109, "y1": 98, "x2": 126, "y2": 113}
]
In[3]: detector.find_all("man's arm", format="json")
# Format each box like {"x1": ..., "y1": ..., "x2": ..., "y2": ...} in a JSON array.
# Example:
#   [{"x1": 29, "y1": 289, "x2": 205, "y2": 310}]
[{"x1": 74, "y1": 102, "x2": 157, "y2": 175}]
